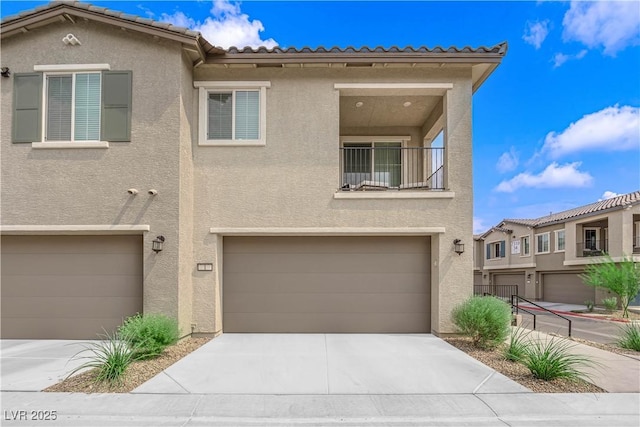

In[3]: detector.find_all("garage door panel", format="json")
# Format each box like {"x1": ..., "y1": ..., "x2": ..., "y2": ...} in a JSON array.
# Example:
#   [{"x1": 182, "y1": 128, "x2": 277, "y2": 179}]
[
  {"x1": 224, "y1": 313, "x2": 430, "y2": 333},
  {"x1": 1, "y1": 275, "x2": 142, "y2": 298},
  {"x1": 2, "y1": 253, "x2": 142, "y2": 276},
  {"x1": 225, "y1": 236, "x2": 429, "y2": 255},
  {"x1": 223, "y1": 236, "x2": 431, "y2": 333},
  {"x1": 1, "y1": 235, "x2": 143, "y2": 339},
  {"x1": 2, "y1": 296, "x2": 142, "y2": 319},
  {"x1": 224, "y1": 292, "x2": 430, "y2": 314},
  {"x1": 224, "y1": 272, "x2": 429, "y2": 294},
  {"x1": 0, "y1": 318, "x2": 133, "y2": 340},
  {"x1": 2, "y1": 235, "x2": 141, "y2": 254},
  {"x1": 543, "y1": 273, "x2": 594, "y2": 305},
  {"x1": 225, "y1": 253, "x2": 428, "y2": 274}
]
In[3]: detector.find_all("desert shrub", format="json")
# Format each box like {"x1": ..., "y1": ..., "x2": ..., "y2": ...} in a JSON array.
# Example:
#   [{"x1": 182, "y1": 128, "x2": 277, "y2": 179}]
[
  {"x1": 580, "y1": 255, "x2": 640, "y2": 318},
  {"x1": 522, "y1": 337, "x2": 595, "y2": 381},
  {"x1": 118, "y1": 313, "x2": 180, "y2": 359},
  {"x1": 584, "y1": 300, "x2": 594, "y2": 312},
  {"x1": 67, "y1": 330, "x2": 133, "y2": 385},
  {"x1": 617, "y1": 323, "x2": 640, "y2": 352},
  {"x1": 602, "y1": 297, "x2": 618, "y2": 312},
  {"x1": 452, "y1": 296, "x2": 511, "y2": 349},
  {"x1": 503, "y1": 327, "x2": 530, "y2": 362}
]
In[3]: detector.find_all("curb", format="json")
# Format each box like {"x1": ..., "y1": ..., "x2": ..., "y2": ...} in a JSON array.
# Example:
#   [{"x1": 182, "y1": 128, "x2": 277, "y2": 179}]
[{"x1": 518, "y1": 305, "x2": 631, "y2": 323}]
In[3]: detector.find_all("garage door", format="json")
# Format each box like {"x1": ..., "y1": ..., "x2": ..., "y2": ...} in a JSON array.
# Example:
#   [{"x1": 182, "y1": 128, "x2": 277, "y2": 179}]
[
  {"x1": 1, "y1": 235, "x2": 143, "y2": 339},
  {"x1": 543, "y1": 273, "x2": 594, "y2": 305},
  {"x1": 494, "y1": 273, "x2": 525, "y2": 297},
  {"x1": 223, "y1": 236, "x2": 431, "y2": 333}
]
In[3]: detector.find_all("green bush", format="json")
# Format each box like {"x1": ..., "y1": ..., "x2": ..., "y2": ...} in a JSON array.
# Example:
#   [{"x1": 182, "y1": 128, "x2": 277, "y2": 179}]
[
  {"x1": 118, "y1": 313, "x2": 180, "y2": 359},
  {"x1": 602, "y1": 297, "x2": 618, "y2": 312},
  {"x1": 522, "y1": 337, "x2": 595, "y2": 381},
  {"x1": 452, "y1": 296, "x2": 511, "y2": 349},
  {"x1": 503, "y1": 327, "x2": 530, "y2": 362},
  {"x1": 67, "y1": 330, "x2": 133, "y2": 385},
  {"x1": 617, "y1": 323, "x2": 640, "y2": 351}
]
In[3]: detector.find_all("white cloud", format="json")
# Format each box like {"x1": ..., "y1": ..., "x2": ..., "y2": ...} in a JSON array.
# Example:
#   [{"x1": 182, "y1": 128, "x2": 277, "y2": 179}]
[
  {"x1": 523, "y1": 20, "x2": 550, "y2": 49},
  {"x1": 473, "y1": 217, "x2": 489, "y2": 235},
  {"x1": 552, "y1": 49, "x2": 587, "y2": 67},
  {"x1": 495, "y1": 162, "x2": 593, "y2": 193},
  {"x1": 542, "y1": 105, "x2": 640, "y2": 157},
  {"x1": 161, "y1": 0, "x2": 278, "y2": 49},
  {"x1": 496, "y1": 148, "x2": 519, "y2": 173},
  {"x1": 599, "y1": 191, "x2": 621, "y2": 201},
  {"x1": 562, "y1": 1, "x2": 640, "y2": 56}
]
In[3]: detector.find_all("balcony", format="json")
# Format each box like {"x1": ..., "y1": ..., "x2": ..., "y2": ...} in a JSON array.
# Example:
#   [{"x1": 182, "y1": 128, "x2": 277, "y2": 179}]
[
  {"x1": 576, "y1": 240, "x2": 608, "y2": 257},
  {"x1": 339, "y1": 146, "x2": 444, "y2": 191}
]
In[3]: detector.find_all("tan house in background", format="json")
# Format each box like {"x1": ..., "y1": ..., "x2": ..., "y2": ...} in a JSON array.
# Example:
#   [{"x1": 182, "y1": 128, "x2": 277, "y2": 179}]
[
  {"x1": 474, "y1": 191, "x2": 640, "y2": 305},
  {"x1": 1, "y1": 1, "x2": 506, "y2": 339}
]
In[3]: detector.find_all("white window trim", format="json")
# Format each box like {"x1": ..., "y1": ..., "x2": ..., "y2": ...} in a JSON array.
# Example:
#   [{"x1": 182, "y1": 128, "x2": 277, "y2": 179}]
[
  {"x1": 32, "y1": 64, "x2": 110, "y2": 148},
  {"x1": 520, "y1": 235, "x2": 531, "y2": 257},
  {"x1": 486, "y1": 240, "x2": 505, "y2": 261},
  {"x1": 635, "y1": 221, "x2": 640, "y2": 248},
  {"x1": 554, "y1": 229, "x2": 566, "y2": 253},
  {"x1": 196, "y1": 81, "x2": 270, "y2": 147},
  {"x1": 535, "y1": 232, "x2": 550, "y2": 254}
]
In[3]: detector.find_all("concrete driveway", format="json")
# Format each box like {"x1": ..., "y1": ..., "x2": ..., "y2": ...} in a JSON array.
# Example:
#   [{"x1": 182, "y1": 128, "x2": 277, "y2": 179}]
[
  {"x1": 0, "y1": 340, "x2": 89, "y2": 391},
  {"x1": 134, "y1": 334, "x2": 529, "y2": 394}
]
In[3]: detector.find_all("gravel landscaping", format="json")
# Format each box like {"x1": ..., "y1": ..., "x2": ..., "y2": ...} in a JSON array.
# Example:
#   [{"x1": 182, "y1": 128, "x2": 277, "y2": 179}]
[{"x1": 45, "y1": 337, "x2": 211, "y2": 393}]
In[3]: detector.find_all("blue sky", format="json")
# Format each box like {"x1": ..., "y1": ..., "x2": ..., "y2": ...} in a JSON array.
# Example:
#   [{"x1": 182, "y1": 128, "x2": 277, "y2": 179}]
[{"x1": 3, "y1": 1, "x2": 639, "y2": 233}]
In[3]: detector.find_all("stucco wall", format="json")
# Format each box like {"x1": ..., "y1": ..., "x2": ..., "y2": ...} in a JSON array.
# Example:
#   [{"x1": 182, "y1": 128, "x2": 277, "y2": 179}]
[
  {"x1": 0, "y1": 20, "x2": 190, "y2": 333},
  {"x1": 190, "y1": 66, "x2": 474, "y2": 334}
]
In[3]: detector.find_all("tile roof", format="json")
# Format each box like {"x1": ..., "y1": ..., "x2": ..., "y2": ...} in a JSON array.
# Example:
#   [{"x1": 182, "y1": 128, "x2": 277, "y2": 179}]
[
  {"x1": 500, "y1": 191, "x2": 640, "y2": 229},
  {"x1": 225, "y1": 44, "x2": 508, "y2": 55}
]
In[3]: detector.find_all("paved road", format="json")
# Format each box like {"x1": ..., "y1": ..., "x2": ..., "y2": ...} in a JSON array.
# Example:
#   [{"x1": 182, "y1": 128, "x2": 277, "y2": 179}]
[{"x1": 518, "y1": 311, "x2": 629, "y2": 344}]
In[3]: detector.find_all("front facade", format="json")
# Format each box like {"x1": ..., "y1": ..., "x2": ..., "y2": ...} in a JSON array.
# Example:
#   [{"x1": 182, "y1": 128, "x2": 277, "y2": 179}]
[
  {"x1": 1, "y1": 2, "x2": 506, "y2": 339},
  {"x1": 475, "y1": 191, "x2": 640, "y2": 305}
]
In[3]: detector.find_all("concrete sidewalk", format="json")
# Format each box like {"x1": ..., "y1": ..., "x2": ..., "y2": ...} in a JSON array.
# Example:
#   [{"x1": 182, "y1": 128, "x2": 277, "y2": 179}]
[{"x1": 1, "y1": 391, "x2": 639, "y2": 426}]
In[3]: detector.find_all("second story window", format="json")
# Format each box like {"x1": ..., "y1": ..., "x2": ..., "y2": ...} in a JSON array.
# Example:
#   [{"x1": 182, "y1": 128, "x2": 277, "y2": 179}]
[
  {"x1": 555, "y1": 230, "x2": 565, "y2": 252},
  {"x1": 535, "y1": 232, "x2": 550, "y2": 254},
  {"x1": 45, "y1": 72, "x2": 101, "y2": 141},
  {"x1": 195, "y1": 81, "x2": 270, "y2": 146},
  {"x1": 520, "y1": 235, "x2": 530, "y2": 256},
  {"x1": 486, "y1": 240, "x2": 505, "y2": 260}
]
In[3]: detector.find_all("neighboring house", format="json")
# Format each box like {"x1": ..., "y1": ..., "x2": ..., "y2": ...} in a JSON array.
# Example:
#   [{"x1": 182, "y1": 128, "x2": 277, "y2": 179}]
[
  {"x1": 0, "y1": 1, "x2": 506, "y2": 339},
  {"x1": 474, "y1": 191, "x2": 640, "y2": 305}
]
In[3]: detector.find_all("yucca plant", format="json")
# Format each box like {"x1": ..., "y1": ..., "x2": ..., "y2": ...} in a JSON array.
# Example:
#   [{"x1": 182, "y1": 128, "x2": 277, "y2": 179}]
[
  {"x1": 503, "y1": 327, "x2": 530, "y2": 362},
  {"x1": 617, "y1": 323, "x2": 640, "y2": 352},
  {"x1": 67, "y1": 330, "x2": 134, "y2": 385},
  {"x1": 522, "y1": 337, "x2": 596, "y2": 382}
]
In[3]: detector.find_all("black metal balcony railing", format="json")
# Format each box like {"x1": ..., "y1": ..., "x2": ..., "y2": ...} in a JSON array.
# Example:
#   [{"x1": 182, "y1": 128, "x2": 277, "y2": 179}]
[
  {"x1": 576, "y1": 240, "x2": 608, "y2": 257},
  {"x1": 339, "y1": 146, "x2": 445, "y2": 191}
]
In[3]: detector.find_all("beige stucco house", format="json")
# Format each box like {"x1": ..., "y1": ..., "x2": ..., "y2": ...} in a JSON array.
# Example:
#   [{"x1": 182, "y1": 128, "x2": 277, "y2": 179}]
[
  {"x1": 474, "y1": 191, "x2": 640, "y2": 305},
  {"x1": 1, "y1": 1, "x2": 506, "y2": 339}
]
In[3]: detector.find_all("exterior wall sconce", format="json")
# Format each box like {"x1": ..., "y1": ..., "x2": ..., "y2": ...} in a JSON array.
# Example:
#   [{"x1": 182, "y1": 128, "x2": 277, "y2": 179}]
[
  {"x1": 453, "y1": 239, "x2": 464, "y2": 255},
  {"x1": 1, "y1": 67, "x2": 10, "y2": 78},
  {"x1": 152, "y1": 235, "x2": 165, "y2": 253},
  {"x1": 527, "y1": 273, "x2": 532, "y2": 279}
]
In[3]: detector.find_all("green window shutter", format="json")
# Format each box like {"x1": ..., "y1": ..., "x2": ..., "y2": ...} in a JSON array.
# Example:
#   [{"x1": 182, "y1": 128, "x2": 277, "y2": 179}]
[
  {"x1": 12, "y1": 73, "x2": 43, "y2": 143},
  {"x1": 101, "y1": 70, "x2": 132, "y2": 142},
  {"x1": 500, "y1": 241, "x2": 506, "y2": 258},
  {"x1": 486, "y1": 243, "x2": 491, "y2": 260}
]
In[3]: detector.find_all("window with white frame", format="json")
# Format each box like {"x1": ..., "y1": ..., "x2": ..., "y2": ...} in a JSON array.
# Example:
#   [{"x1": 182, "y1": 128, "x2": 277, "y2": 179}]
[
  {"x1": 584, "y1": 227, "x2": 600, "y2": 250},
  {"x1": 486, "y1": 240, "x2": 505, "y2": 260},
  {"x1": 44, "y1": 72, "x2": 101, "y2": 141},
  {"x1": 535, "y1": 232, "x2": 550, "y2": 254},
  {"x1": 520, "y1": 235, "x2": 530, "y2": 256},
  {"x1": 12, "y1": 64, "x2": 132, "y2": 146},
  {"x1": 195, "y1": 81, "x2": 269, "y2": 146},
  {"x1": 555, "y1": 229, "x2": 565, "y2": 252}
]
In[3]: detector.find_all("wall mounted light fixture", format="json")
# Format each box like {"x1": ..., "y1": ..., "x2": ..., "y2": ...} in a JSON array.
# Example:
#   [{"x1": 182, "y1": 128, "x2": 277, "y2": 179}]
[
  {"x1": 1, "y1": 67, "x2": 10, "y2": 78},
  {"x1": 152, "y1": 235, "x2": 165, "y2": 253},
  {"x1": 453, "y1": 239, "x2": 464, "y2": 255}
]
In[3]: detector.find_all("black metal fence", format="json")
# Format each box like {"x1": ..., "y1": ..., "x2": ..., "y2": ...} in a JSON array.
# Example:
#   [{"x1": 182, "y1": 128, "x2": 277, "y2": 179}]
[
  {"x1": 576, "y1": 240, "x2": 608, "y2": 257},
  {"x1": 473, "y1": 284, "x2": 518, "y2": 301}
]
